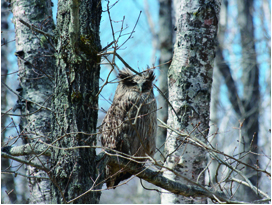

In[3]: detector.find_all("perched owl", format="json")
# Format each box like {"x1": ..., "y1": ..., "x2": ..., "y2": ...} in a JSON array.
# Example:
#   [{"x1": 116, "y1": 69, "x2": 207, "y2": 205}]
[{"x1": 100, "y1": 68, "x2": 157, "y2": 188}]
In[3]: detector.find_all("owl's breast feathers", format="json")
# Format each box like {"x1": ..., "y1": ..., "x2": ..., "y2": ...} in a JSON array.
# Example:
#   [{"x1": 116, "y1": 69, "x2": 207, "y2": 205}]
[{"x1": 101, "y1": 90, "x2": 157, "y2": 156}]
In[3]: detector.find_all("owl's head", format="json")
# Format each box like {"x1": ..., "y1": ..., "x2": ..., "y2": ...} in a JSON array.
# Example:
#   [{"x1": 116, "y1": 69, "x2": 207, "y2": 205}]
[{"x1": 118, "y1": 68, "x2": 155, "y2": 93}]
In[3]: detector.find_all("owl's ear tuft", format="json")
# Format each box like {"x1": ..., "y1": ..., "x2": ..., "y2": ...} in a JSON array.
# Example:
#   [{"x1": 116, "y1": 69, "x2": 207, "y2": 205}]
[
  {"x1": 118, "y1": 69, "x2": 133, "y2": 80},
  {"x1": 118, "y1": 69, "x2": 136, "y2": 86},
  {"x1": 146, "y1": 70, "x2": 155, "y2": 82}
]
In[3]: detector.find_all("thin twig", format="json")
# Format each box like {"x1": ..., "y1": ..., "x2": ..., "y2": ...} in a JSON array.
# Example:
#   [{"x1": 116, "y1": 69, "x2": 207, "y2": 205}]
[
  {"x1": 117, "y1": 11, "x2": 142, "y2": 49},
  {"x1": 1, "y1": 152, "x2": 49, "y2": 172},
  {"x1": 98, "y1": 51, "x2": 140, "y2": 75},
  {"x1": 154, "y1": 84, "x2": 180, "y2": 121},
  {"x1": 19, "y1": 19, "x2": 54, "y2": 38},
  {"x1": 1, "y1": 170, "x2": 50, "y2": 180}
]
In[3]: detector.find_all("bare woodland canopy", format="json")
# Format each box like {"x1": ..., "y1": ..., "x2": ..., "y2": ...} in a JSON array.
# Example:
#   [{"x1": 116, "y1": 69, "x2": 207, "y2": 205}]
[{"x1": 1, "y1": 0, "x2": 271, "y2": 204}]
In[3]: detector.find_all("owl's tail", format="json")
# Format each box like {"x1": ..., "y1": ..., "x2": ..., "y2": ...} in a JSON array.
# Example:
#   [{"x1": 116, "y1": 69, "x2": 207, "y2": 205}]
[{"x1": 105, "y1": 165, "x2": 132, "y2": 189}]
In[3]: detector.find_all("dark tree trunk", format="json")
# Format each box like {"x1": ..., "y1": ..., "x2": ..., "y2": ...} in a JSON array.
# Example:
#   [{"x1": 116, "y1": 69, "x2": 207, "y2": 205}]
[
  {"x1": 50, "y1": 0, "x2": 102, "y2": 203},
  {"x1": 208, "y1": 0, "x2": 227, "y2": 190},
  {"x1": 216, "y1": 0, "x2": 261, "y2": 201},
  {"x1": 157, "y1": 0, "x2": 173, "y2": 159},
  {"x1": 237, "y1": 0, "x2": 260, "y2": 201}
]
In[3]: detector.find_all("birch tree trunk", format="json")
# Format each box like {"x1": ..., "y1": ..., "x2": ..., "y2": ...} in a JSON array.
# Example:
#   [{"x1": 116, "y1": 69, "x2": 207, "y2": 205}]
[
  {"x1": 161, "y1": 0, "x2": 221, "y2": 203},
  {"x1": 50, "y1": 0, "x2": 102, "y2": 203},
  {"x1": 11, "y1": 0, "x2": 55, "y2": 203}
]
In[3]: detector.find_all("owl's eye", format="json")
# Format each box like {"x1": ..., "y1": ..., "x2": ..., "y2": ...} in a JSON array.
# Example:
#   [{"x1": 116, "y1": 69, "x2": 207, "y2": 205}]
[
  {"x1": 126, "y1": 81, "x2": 137, "y2": 86},
  {"x1": 142, "y1": 82, "x2": 151, "y2": 92}
]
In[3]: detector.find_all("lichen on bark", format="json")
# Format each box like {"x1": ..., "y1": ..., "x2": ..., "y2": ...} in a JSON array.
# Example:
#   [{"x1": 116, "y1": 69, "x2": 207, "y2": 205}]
[
  {"x1": 50, "y1": 0, "x2": 102, "y2": 203},
  {"x1": 11, "y1": 0, "x2": 55, "y2": 203},
  {"x1": 161, "y1": 0, "x2": 221, "y2": 204}
]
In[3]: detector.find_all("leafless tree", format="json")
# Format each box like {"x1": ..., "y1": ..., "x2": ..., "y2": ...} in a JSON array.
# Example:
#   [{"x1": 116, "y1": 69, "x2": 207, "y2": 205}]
[
  {"x1": 214, "y1": 0, "x2": 271, "y2": 202},
  {"x1": 1, "y1": 0, "x2": 270, "y2": 204}
]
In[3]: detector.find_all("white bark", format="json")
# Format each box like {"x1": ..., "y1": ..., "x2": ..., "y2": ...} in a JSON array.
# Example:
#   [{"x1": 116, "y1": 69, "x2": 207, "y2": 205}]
[
  {"x1": 161, "y1": 0, "x2": 221, "y2": 203},
  {"x1": 11, "y1": 0, "x2": 55, "y2": 203}
]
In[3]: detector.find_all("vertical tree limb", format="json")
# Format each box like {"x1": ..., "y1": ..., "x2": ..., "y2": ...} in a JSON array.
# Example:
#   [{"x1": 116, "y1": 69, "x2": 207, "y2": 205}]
[
  {"x1": 161, "y1": 0, "x2": 221, "y2": 203},
  {"x1": 11, "y1": 0, "x2": 55, "y2": 203}
]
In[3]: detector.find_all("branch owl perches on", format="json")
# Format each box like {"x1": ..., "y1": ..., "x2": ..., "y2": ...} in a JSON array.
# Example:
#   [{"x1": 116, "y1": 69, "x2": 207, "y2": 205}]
[{"x1": 100, "y1": 68, "x2": 157, "y2": 188}]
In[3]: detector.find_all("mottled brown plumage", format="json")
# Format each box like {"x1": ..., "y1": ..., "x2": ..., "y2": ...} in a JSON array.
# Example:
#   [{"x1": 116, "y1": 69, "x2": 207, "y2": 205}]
[{"x1": 100, "y1": 68, "x2": 157, "y2": 188}]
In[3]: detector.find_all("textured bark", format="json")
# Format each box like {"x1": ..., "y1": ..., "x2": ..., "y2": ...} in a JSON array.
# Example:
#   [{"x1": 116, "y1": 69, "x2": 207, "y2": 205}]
[
  {"x1": 2, "y1": 143, "x2": 51, "y2": 157},
  {"x1": 50, "y1": 0, "x2": 102, "y2": 203},
  {"x1": 11, "y1": 0, "x2": 55, "y2": 203},
  {"x1": 157, "y1": 0, "x2": 173, "y2": 159},
  {"x1": 1, "y1": 0, "x2": 17, "y2": 203},
  {"x1": 161, "y1": 0, "x2": 221, "y2": 203}
]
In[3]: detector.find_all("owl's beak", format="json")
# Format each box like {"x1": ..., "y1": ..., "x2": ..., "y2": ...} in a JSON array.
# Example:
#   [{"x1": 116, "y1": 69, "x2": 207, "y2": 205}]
[{"x1": 138, "y1": 82, "x2": 143, "y2": 93}]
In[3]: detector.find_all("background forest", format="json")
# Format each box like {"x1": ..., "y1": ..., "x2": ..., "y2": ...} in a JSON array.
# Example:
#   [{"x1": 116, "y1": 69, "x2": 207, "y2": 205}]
[{"x1": 1, "y1": 0, "x2": 270, "y2": 203}]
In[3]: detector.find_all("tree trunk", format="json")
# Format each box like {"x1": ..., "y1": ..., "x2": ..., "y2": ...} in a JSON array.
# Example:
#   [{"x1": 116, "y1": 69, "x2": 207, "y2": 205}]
[
  {"x1": 207, "y1": 61, "x2": 221, "y2": 185},
  {"x1": 207, "y1": 0, "x2": 227, "y2": 192},
  {"x1": 11, "y1": 0, "x2": 55, "y2": 203},
  {"x1": 214, "y1": 0, "x2": 262, "y2": 201},
  {"x1": 161, "y1": 0, "x2": 221, "y2": 203},
  {"x1": 157, "y1": 0, "x2": 173, "y2": 160},
  {"x1": 50, "y1": 0, "x2": 102, "y2": 203},
  {"x1": 237, "y1": 0, "x2": 260, "y2": 201}
]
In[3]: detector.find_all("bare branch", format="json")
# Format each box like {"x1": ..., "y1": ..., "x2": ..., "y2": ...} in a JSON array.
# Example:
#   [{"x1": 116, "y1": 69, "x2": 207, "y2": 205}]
[
  {"x1": 1, "y1": 152, "x2": 49, "y2": 172},
  {"x1": 19, "y1": 18, "x2": 55, "y2": 38},
  {"x1": 97, "y1": 152, "x2": 233, "y2": 203},
  {"x1": 1, "y1": 82, "x2": 53, "y2": 113},
  {"x1": 98, "y1": 51, "x2": 140, "y2": 75},
  {"x1": 229, "y1": 178, "x2": 270, "y2": 199},
  {"x1": 1, "y1": 143, "x2": 50, "y2": 156},
  {"x1": 1, "y1": 170, "x2": 50, "y2": 180},
  {"x1": 216, "y1": 46, "x2": 242, "y2": 116}
]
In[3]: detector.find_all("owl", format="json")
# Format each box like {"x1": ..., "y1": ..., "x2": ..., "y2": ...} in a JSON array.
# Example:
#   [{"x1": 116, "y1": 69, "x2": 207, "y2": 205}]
[{"x1": 100, "y1": 68, "x2": 157, "y2": 188}]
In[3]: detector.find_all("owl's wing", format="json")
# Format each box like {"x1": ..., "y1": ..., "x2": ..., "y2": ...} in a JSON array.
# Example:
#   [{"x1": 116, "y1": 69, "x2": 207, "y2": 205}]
[
  {"x1": 100, "y1": 97, "x2": 135, "y2": 189},
  {"x1": 100, "y1": 96, "x2": 132, "y2": 151}
]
